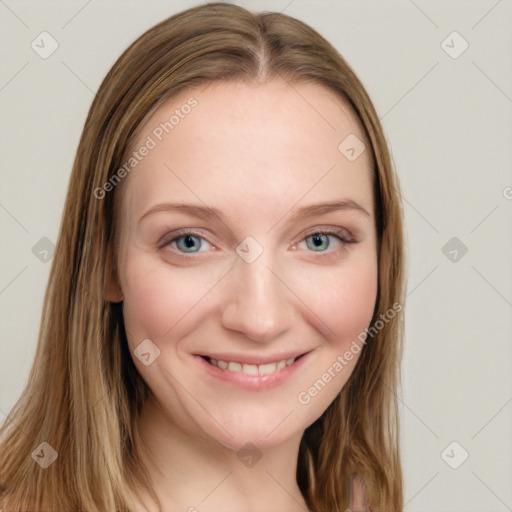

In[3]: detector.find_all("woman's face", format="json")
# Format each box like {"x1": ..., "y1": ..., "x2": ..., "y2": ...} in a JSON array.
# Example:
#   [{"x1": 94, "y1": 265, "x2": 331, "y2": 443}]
[{"x1": 109, "y1": 79, "x2": 378, "y2": 451}]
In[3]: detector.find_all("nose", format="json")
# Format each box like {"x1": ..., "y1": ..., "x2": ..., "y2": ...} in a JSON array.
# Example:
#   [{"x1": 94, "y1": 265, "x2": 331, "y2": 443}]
[{"x1": 221, "y1": 249, "x2": 295, "y2": 344}]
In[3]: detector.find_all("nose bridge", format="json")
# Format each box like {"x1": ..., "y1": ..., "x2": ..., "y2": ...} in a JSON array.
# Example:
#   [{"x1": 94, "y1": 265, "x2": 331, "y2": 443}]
[{"x1": 221, "y1": 244, "x2": 293, "y2": 342}]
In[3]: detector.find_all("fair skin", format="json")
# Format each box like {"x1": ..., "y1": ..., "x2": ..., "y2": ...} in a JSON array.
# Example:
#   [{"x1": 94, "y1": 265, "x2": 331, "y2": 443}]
[{"x1": 106, "y1": 79, "x2": 377, "y2": 512}]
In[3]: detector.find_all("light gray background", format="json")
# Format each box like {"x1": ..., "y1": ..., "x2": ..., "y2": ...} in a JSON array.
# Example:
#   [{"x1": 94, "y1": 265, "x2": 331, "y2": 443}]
[{"x1": 1, "y1": 1, "x2": 511, "y2": 510}]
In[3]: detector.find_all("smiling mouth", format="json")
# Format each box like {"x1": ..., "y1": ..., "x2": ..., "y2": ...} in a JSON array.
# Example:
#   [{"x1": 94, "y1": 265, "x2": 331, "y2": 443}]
[{"x1": 200, "y1": 353, "x2": 308, "y2": 376}]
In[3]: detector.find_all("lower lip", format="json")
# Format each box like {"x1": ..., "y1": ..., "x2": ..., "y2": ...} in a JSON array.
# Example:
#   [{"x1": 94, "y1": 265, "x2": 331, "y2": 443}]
[{"x1": 193, "y1": 351, "x2": 313, "y2": 391}]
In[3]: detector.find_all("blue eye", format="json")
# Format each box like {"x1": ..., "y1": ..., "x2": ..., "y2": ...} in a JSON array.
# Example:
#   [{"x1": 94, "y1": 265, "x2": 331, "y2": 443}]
[
  {"x1": 161, "y1": 228, "x2": 354, "y2": 258},
  {"x1": 305, "y1": 233, "x2": 333, "y2": 252},
  {"x1": 302, "y1": 230, "x2": 351, "y2": 253},
  {"x1": 166, "y1": 232, "x2": 213, "y2": 254}
]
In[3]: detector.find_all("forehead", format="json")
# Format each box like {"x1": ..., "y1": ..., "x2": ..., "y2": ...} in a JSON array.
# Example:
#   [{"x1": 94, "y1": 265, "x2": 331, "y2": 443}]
[{"x1": 120, "y1": 79, "x2": 374, "y2": 226}]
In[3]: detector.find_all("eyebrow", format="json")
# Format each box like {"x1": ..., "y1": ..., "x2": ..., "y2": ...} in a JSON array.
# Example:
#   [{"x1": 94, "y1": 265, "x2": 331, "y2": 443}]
[{"x1": 138, "y1": 199, "x2": 371, "y2": 225}]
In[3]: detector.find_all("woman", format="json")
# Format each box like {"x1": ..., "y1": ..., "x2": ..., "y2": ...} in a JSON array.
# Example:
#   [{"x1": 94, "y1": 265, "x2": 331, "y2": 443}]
[{"x1": 0, "y1": 3, "x2": 406, "y2": 511}]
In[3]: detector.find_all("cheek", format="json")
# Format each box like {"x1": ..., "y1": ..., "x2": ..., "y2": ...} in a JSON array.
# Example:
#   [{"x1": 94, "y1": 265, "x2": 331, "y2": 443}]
[
  {"x1": 301, "y1": 256, "x2": 378, "y2": 348},
  {"x1": 120, "y1": 249, "x2": 222, "y2": 346},
  {"x1": 120, "y1": 246, "x2": 378, "y2": 353},
  {"x1": 120, "y1": 251, "x2": 182, "y2": 345},
  {"x1": 337, "y1": 267, "x2": 378, "y2": 337},
  {"x1": 292, "y1": 258, "x2": 378, "y2": 412}
]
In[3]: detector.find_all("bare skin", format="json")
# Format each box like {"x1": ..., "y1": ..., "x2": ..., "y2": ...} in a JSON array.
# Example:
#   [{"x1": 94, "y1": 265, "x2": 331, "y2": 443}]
[{"x1": 106, "y1": 79, "x2": 377, "y2": 512}]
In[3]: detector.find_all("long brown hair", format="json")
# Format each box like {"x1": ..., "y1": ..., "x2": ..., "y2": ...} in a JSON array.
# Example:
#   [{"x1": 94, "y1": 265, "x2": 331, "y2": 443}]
[{"x1": 0, "y1": 3, "x2": 406, "y2": 511}]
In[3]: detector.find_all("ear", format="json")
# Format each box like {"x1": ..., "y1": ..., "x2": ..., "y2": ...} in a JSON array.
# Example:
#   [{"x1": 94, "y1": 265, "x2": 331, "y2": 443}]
[{"x1": 104, "y1": 246, "x2": 124, "y2": 303}]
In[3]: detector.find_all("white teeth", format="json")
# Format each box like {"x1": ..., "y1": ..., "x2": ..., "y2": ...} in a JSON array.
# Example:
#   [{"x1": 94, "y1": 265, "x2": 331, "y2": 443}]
[
  {"x1": 227, "y1": 361, "x2": 242, "y2": 372},
  {"x1": 207, "y1": 356, "x2": 298, "y2": 375},
  {"x1": 259, "y1": 362, "x2": 277, "y2": 375},
  {"x1": 242, "y1": 364, "x2": 259, "y2": 375}
]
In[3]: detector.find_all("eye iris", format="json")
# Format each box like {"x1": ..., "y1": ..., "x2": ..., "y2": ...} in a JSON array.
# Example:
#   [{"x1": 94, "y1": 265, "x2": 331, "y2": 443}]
[
  {"x1": 172, "y1": 233, "x2": 337, "y2": 254},
  {"x1": 306, "y1": 233, "x2": 330, "y2": 251},
  {"x1": 177, "y1": 234, "x2": 201, "y2": 252}
]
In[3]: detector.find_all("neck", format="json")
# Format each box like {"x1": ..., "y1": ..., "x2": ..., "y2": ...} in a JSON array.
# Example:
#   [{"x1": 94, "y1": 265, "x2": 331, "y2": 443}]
[{"x1": 131, "y1": 396, "x2": 310, "y2": 512}]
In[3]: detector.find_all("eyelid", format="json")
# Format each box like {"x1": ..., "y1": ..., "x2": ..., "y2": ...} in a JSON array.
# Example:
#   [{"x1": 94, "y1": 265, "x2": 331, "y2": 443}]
[
  {"x1": 159, "y1": 225, "x2": 355, "y2": 249},
  {"x1": 158, "y1": 225, "x2": 358, "y2": 264},
  {"x1": 157, "y1": 228, "x2": 215, "y2": 249},
  {"x1": 298, "y1": 225, "x2": 355, "y2": 244}
]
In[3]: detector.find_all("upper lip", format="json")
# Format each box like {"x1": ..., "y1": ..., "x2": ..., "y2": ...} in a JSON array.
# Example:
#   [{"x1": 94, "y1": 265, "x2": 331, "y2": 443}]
[{"x1": 195, "y1": 349, "x2": 312, "y2": 366}]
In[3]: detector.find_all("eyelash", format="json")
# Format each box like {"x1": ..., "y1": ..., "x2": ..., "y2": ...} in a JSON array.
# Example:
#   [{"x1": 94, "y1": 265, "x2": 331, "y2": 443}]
[{"x1": 159, "y1": 227, "x2": 355, "y2": 260}]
